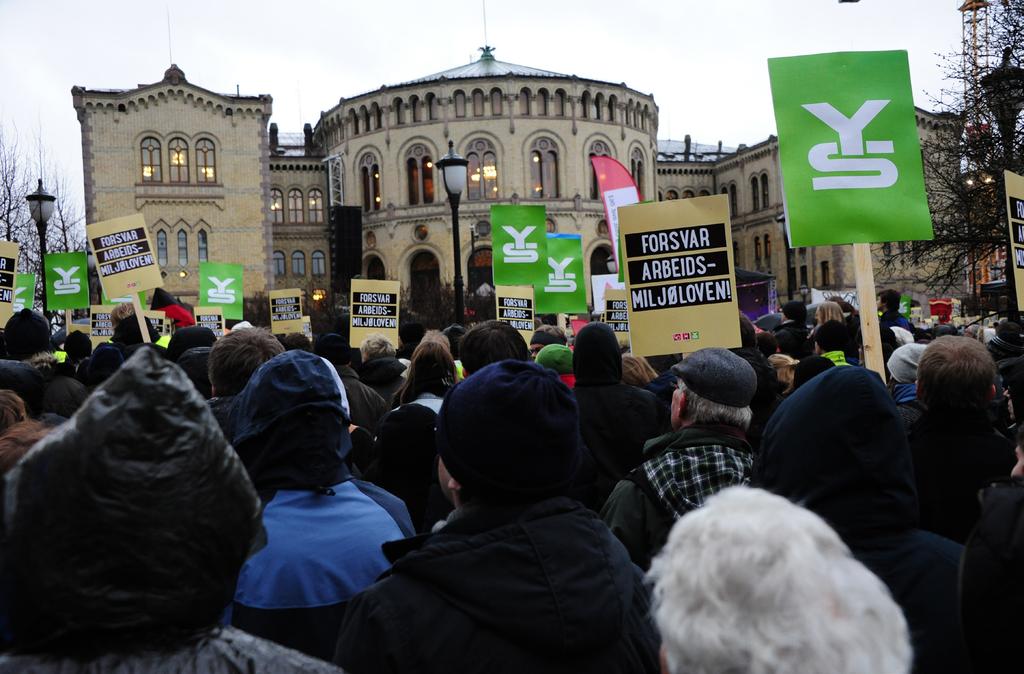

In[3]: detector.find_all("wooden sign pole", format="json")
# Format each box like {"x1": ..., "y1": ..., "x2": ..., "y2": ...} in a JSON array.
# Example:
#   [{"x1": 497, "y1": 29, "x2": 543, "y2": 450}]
[
  {"x1": 853, "y1": 243, "x2": 885, "y2": 378},
  {"x1": 130, "y1": 293, "x2": 152, "y2": 344},
  {"x1": 64, "y1": 309, "x2": 72, "y2": 330}
]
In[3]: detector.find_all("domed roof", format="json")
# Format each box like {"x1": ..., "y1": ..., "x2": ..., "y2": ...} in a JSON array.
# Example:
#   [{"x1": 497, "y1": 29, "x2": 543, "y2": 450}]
[{"x1": 400, "y1": 46, "x2": 570, "y2": 85}]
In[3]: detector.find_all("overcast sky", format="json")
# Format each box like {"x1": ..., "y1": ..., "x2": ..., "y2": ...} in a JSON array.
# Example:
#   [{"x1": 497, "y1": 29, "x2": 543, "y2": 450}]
[{"x1": 1, "y1": 0, "x2": 963, "y2": 210}]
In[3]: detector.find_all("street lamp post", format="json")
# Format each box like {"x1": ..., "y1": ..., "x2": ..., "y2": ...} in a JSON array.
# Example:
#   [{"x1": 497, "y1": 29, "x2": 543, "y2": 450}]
[
  {"x1": 982, "y1": 47, "x2": 1024, "y2": 322},
  {"x1": 25, "y1": 178, "x2": 55, "y2": 316},
  {"x1": 436, "y1": 140, "x2": 469, "y2": 326}
]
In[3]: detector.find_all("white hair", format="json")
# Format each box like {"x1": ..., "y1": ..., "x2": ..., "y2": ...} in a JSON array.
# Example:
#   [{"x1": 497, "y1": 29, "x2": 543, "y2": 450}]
[
  {"x1": 679, "y1": 382, "x2": 752, "y2": 431},
  {"x1": 648, "y1": 486, "x2": 911, "y2": 674}
]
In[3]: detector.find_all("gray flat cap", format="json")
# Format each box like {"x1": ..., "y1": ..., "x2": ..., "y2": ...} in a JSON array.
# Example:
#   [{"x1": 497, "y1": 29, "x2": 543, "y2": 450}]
[{"x1": 671, "y1": 348, "x2": 757, "y2": 408}]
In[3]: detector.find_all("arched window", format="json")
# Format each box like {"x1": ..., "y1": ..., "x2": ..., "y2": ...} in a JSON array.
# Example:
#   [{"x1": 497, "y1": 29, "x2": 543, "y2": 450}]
[
  {"x1": 273, "y1": 250, "x2": 285, "y2": 276},
  {"x1": 537, "y1": 88, "x2": 549, "y2": 115},
  {"x1": 308, "y1": 189, "x2": 324, "y2": 223},
  {"x1": 554, "y1": 89, "x2": 566, "y2": 116},
  {"x1": 168, "y1": 138, "x2": 188, "y2": 183},
  {"x1": 630, "y1": 148, "x2": 644, "y2": 195},
  {"x1": 466, "y1": 139, "x2": 499, "y2": 201},
  {"x1": 750, "y1": 177, "x2": 760, "y2": 211},
  {"x1": 408, "y1": 95, "x2": 420, "y2": 123},
  {"x1": 764, "y1": 234, "x2": 772, "y2": 260},
  {"x1": 366, "y1": 255, "x2": 385, "y2": 280},
  {"x1": 468, "y1": 247, "x2": 493, "y2": 294},
  {"x1": 312, "y1": 250, "x2": 326, "y2": 276},
  {"x1": 287, "y1": 188, "x2": 304, "y2": 223},
  {"x1": 270, "y1": 188, "x2": 284, "y2": 223},
  {"x1": 350, "y1": 109, "x2": 360, "y2": 135},
  {"x1": 360, "y1": 154, "x2": 382, "y2": 212},
  {"x1": 580, "y1": 91, "x2": 591, "y2": 119},
  {"x1": 360, "y1": 106, "x2": 370, "y2": 132},
  {"x1": 156, "y1": 230, "x2": 168, "y2": 267},
  {"x1": 196, "y1": 139, "x2": 216, "y2": 183},
  {"x1": 754, "y1": 236, "x2": 762, "y2": 262},
  {"x1": 393, "y1": 97, "x2": 405, "y2": 125},
  {"x1": 140, "y1": 137, "x2": 161, "y2": 182},
  {"x1": 519, "y1": 88, "x2": 531, "y2": 115},
  {"x1": 198, "y1": 230, "x2": 208, "y2": 263},
  {"x1": 626, "y1": 102, "x2": 635, "y2": 127},
  {"x1": 426, "y1": 93, "x2": 439, "y2": 121},
  {"x1": 597, "y1": 219, "x2": 609, "y2": 237},
  {"x1": 641, "y1": 105, "x2": 650, "y2": 131},
  {"x1": 291, "y1": 250, "x2": 306, "y2": 276},
  {"x1": 728, "y1": 184, "x2": 738, "y2": 217},
  {"x1": 590, "y1": 246, "x2": 612, "y2": 275},
  {"x1": 761, "y1": 173, "x2": 770, "y2": 208},
  {"x1": 405, "y1": 145, "x2": 434, "y2": 205},
  {"x1": 490, "y1": 88, "x2": 503, "y2": 115},
  {"x1": 682, "y1": 190, "x2": 695, "y2": 199},
  {"x1": 588, "y1": 140, "x2": 610, "y2": 199},
  {"x1": 410, "y1": 251, "x2": 440, "y2": 306},
  {"x1": 594, "y1": 93, "x2": 604, "y2": 120},
  {"x1": 454, "y1": 90, "x2": 466, "y2": 118},
  {"x1": 666, "y1": 190, "x2": 679, "y2": 200},
  {"x1": 530, "y1": 138, "x2": 559, "y2": 198},
  {"x1": 608, "y1": 95, "x2": 618, "y2": 122},
  {"x1": 177, "y1": 230, "x2": 188, "y2": 266},
  {"x1": 472, "y1": 89, "x2": 485, "y2": 117},
  {"x1": 546, "y1": 218, "x2": 558, "y2": 233},
  {"x1": 371, "y1": 103, "x2": 382, "y2": 130},
  {"x1": 699, "y1": 189, "x2": 710, "y2": 197}
]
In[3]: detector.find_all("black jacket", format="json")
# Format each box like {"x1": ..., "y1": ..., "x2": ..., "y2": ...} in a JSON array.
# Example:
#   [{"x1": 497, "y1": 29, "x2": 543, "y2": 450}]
[
  {"x1": 333, "y1": 498, "x2": 660, "y2": 674},
  {"x1": 755, "y1": 366, "x2": 970, "y2": 674},
  {"x1": 730, "y1": 346, "x2": 781, "y2": 452},
  {"x1": 772, "y1": 320, "x2": 811, "y2": 359},
  {"x1": 359, "y1": 356, "x2": 407, "y2": 407},
  {"x1": 572, "y1": 324, "x2": 668, "y2": 506},
  {"x1": 909, "y1": 407, "x2": 1015, "y2": 543},
  {"x1": 336, "y1": 364, "x2": 388, "y2": 434},
  {"x1": 960, "y1": 479, "x2": 1024, "y2": 674}
]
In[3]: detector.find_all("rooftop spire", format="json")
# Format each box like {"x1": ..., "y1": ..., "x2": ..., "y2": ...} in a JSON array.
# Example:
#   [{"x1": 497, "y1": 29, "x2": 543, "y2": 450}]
[{"x1": 479, "y1": 45, "x2": 496, "y2": 62}]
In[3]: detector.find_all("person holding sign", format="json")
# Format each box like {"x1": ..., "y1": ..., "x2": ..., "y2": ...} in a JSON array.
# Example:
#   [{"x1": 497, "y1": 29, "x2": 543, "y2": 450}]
[{"x1": 601, "y1": 348, "x2": 757, "y2": 570}]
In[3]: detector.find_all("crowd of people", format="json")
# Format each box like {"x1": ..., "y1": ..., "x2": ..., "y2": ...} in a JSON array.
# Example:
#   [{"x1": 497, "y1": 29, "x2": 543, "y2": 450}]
[{"x1": 0, "y1": 288, "x2": 1020, "y2": 673}]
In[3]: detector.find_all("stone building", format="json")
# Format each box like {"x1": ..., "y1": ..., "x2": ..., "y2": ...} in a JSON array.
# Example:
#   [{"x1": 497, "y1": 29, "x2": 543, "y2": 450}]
[{"x1": 72, "y1": 52, "x2": 949, "y2": 312}]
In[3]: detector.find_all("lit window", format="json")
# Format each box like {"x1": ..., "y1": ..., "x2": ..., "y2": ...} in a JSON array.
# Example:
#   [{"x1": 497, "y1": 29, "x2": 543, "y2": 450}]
[
  {"x1": 168, "y1": 138, "x2": 189, "y2": 183},
  {"x1": 196, "y1": 139, "x2": 216, "y2": 182},
  {"x1": 530, "y1": 139, "x2": 559, "y2": 198},
  {"x1": 141, "y1": 137, "x2": 161, "y2": 182},
  {"x1": 270, "y1": 189, "x2": 284, "y2": 223},
  {"x1": 288, "y1": 189, "x2": 304, "y2": 223},
  {"x1": 308, "y1": 189, "x2": 324, "y2": 223}
]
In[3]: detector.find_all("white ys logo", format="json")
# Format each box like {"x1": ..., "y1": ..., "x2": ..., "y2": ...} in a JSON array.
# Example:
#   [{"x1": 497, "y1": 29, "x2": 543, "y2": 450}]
[
  {"x1": 501, "y1": 226, "x2": 538, "y2": 263},
  {"x1": 12, "y1": 285, "x2": 28, "y2": 312},
  {"x1": 53, "y1": 266, "x2": 81, "y2": 296},
  {"x1": 544, "y1": 257, "x2": 576, "y2": 293},
  {"x1": 207, "y1": 277, "x2": 236, "y2": 304},
  {"x1": 802, "y1": 99, "x2": 897, "y2": 190}
]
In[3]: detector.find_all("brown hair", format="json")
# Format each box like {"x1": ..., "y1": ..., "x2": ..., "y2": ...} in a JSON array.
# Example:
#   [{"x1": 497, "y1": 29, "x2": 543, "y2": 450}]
[
  {"x1": 768, "y1": 354, "x2": 799, "y2": 395},
  {"x1": 396, "y1": 341, "x2": 456, "y2": 406},
  {"x1": 917, "y1": 336, "x2": 996, "y2": 411},
  {"x1": 207, "y1": 328, "x2": 285, "y2": 397},
  {"x1": 420, "y1": 330, "x2": 452, "y2": 355},
  {"x1": 0, "y1": 391, "x2": 28, "y2": 435},
  {"x1": 815, "y1": 301, "x2": 844, "y2": 326},
  {"x1": 0, "y1": 420, "x2": 51, "y2": 475},
  {"x1": 110, "y1": 302, "x2": 135, "y2": 328},
  {"x1": 622, "y1": 354, "x2": 658, "y2": 387}
]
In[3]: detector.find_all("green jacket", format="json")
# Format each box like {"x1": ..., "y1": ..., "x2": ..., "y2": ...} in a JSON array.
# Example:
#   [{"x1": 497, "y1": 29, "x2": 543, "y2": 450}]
[{"x1": 599, "y1": 425, "x2": 752, "y2": 570}]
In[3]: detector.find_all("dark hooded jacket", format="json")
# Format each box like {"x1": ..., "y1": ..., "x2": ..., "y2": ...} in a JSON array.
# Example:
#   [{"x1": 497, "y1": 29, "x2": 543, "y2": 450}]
[
  {"x1": 755, "y1": 366, "x2": 970, "y2": 674},
  {"x1": 0, "y1": 349, "x2": 341, "y2": 673},
  {"x1": 358, "y1": 356, "x2": 407, "y2": 407},
  {"x1": 573, "y1": 323, "x2": 667, "y2": 506},
  {"x1": 960, "y1": 479, "x2": 1024, "y2": 674},
  {"x1": 729, "y1": 346, "x2": 781, "y2": 452},
  {"x1": 333, "y1": 497, "x2": 659, "y2": 674},
  {"x1": 0, "y1": 360, "x2": 45, "y2": 416},
  {"x1": 227, "y1": 350, "x2": 414, "y2": 661}
]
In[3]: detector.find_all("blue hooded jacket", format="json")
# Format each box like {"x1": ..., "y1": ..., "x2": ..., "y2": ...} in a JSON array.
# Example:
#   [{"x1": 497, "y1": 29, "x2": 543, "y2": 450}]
[{"x1": 227, "y1": 351, "x2": 414, "y2": 661}]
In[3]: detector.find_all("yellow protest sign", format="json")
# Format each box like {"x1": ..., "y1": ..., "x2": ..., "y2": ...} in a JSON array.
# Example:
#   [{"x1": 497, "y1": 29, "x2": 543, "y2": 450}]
[
  {"x1": 603, "y1": 288, "x2": 631, "y2": 347},
  {"x1": 349, "y1": 279, "x2": 400, "y2": 348},
  {"x1": 1005, "y1": 171, "x2": 1024, "y2": 307},
  {"x1": 618, "y1": 195, "x2": 740, "y2": 356},
  {"x1": 194, "y1": 306, "x2": 225, "y2": 338},
  {"x1": 269, "y1": 288, "x2": 304, "y2": 335},
  {"x1": 302, "y1": 315, "x2": 312, "y2": 339},
  {"x1": 143, "y1": 310, "x2": 172, "y2": 338},
  {"x1": 0, "y1": 241, "x2": 20, "y2": 326},
  {"x1": 87, "y1": 214, "x2": 163, "y2": 298},
  {"x1": 494, "y1": 285, "x2": 535, "y2": 346},
  {"x1": 89, "y1": 305, "x2": 115, "y2": 350}
]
